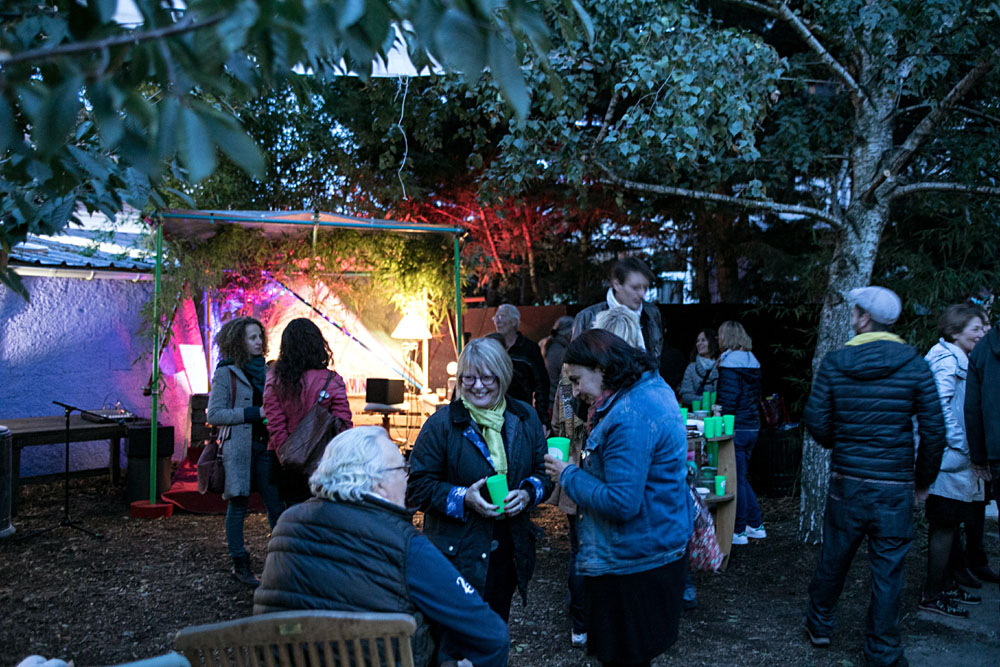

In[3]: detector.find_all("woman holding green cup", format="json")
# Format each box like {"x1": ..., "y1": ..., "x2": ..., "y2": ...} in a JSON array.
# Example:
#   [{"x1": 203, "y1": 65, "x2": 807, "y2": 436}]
[
  {"x1": 544, "y1": 329, "x2": 691, "y2": 667},
  {"x1": 406, "y1": 337, "x2": 552, "y2": 628}
]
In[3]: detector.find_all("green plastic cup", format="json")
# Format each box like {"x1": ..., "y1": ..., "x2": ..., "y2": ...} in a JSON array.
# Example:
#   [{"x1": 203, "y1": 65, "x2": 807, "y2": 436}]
[
  {"x1": 680, "y1": 408, "x2": 688, "y2": 424},
  {"x1": 485, "y1": 474, "x2": 508, "y2": 514},
  {"x1": 714, "y1": 475, "x2": 726, "y2": 496},
  {"x1": 692, "y1": 399, "x2": 701, "y2": 411},
  {"x1": 704, "y1": 417, "x2": 716, "y2": 439},
  {"x1": 723, "y1": 414, "x2": 735, "y2": 435},
  {"x1": 702, "y1": 390, "x2": 711, "y2": 409},
  {"x1": 547, "y1": 437, "x2": 570, "y2": 462},
  {"x1": 706, "y1": 441, "x2": 719, "y2": 467},
  {"x1": 711, "y1": 391, "x2": 717, "y2": 406}
]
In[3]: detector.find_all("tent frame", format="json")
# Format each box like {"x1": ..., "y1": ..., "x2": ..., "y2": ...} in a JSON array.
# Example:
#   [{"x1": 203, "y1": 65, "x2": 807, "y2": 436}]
[{"x1": 146, "y1": 209, "x2": 466, "y2": 505}]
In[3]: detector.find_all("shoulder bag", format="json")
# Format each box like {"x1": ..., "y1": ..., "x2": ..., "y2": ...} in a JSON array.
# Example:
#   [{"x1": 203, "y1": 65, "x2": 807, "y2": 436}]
[
  {"x1": 688, "y1": 486, "x2": 724, "y2": 573},
  {"x1": 197, "y1": 369, "x2": 237, "y2": 494},
  {"x1": 277, "y1": 371, "x2": 350, "y2": 477}
]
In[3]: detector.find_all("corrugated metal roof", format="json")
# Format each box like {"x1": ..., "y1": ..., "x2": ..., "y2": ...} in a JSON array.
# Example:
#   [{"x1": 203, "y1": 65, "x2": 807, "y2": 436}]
[{"x1": 10, "y1": 229, "x2": 154, "y2": 272}]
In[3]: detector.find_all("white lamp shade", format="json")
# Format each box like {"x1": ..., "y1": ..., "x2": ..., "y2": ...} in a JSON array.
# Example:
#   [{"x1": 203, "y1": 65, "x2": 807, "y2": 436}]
[{"x1": 391, "y1": 312, "x2": 432, "y2": 340}]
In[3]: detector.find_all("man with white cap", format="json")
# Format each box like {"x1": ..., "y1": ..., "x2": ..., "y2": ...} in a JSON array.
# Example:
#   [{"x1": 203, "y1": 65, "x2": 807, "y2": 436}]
[{"x1": 802, "y1": 286, "x2": 946, "y2": 667}]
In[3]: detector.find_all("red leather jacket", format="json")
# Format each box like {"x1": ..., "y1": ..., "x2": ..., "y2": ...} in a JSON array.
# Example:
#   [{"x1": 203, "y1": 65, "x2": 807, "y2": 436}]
[{"x1": 263, "y1": 368, "x2": 353, "y2": 452}]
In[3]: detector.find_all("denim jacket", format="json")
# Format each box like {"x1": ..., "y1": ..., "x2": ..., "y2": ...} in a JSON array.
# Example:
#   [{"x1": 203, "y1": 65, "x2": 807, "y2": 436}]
[{"x1": 559, "y1": 371, "x2": 692, "y2": 576}]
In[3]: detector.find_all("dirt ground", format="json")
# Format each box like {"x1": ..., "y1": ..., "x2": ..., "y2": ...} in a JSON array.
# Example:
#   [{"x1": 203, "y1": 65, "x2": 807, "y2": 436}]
[{"x1": 1, "y1": 476, "x2": 997, "y2": 666}]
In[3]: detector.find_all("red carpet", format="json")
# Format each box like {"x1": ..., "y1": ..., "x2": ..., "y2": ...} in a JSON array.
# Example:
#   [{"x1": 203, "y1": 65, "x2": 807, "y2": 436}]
[{"x1": 162, "y1": 459, "x2": 265, "y2": 514}]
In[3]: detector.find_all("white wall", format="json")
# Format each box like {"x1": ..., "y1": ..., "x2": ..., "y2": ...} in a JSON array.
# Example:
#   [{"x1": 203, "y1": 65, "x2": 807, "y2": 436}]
[{"x1": 0, "y1": 275, "x2": 160, "y2": 476}]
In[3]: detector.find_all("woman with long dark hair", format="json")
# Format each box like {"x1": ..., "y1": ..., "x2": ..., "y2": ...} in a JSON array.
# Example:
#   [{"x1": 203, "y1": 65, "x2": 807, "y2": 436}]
[
  {"x1": 263, "y1": 318, "x2": 353, "y2": 505},
  {"x1": 545, "y1": 329, "x2": 691, "y2": 667},
  {"x1": 206, "y1": 317, "x2": 284, "y2": 587},
  {"x1": 678, "y1": 328, "x2": 719, "y2": 406}
]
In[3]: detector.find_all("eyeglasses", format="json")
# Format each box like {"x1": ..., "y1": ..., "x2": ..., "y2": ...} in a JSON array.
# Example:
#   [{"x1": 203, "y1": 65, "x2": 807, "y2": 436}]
[
  {"x1": 460, "y1": 374, "x2": 498, "y2": 388},
  {"x1": 382, "y1": 463, "x2": 410, "y2": 476}
]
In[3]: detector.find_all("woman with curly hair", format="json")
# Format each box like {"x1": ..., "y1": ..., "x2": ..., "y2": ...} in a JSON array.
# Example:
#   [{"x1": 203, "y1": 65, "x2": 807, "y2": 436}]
[
  {"x1": 206, "y1": 316, "x2": 284, "y2": 587},
  {"x1": 545, "y1": 329, "x2": 691, "y2": 667},
  {"x1": 264, "y1": 318, "x2": 353, "y2": 505},
  {"x1": 678, "y1": 328, "x2": 720, "y2": 407}
]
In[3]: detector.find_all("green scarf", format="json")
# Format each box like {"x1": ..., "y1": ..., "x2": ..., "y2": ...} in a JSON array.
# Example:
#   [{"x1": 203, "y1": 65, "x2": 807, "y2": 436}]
[
  {"x1": 845, "y1": 332, "x2": 906, "y2": 346},
  {"x1": 462, "y1": 397, "x2": 508, "y2": 475}
]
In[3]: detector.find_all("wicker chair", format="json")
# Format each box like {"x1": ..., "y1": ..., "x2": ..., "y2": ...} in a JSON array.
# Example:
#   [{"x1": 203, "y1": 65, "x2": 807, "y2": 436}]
[{"x1": 174, "y1": 611, "x2": 417, "y2": 667}]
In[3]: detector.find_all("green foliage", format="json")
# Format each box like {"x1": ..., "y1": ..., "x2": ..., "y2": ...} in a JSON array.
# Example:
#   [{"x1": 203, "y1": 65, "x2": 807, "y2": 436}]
[{"x1": 0, "y1": 0, "x2": 590, "y2": 299}]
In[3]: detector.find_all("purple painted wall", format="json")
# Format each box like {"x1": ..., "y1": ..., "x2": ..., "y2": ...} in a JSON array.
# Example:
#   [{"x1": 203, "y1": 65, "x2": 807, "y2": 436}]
[{"x1": 0, "y1": 275, "x2": 160, "y2": 477}]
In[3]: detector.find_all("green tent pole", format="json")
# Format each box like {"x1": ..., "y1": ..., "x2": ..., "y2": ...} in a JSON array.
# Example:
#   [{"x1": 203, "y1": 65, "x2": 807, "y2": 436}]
[
  {"x1": 454, "y1": 235, "x2": 462, "y2": 354},
  {"x1": 150, "y1": 223, "x2": 163, "y2": 504}
]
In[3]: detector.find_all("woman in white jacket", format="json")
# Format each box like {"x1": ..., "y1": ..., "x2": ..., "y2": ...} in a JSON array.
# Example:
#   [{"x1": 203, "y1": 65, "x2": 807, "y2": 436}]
[{"x1": 920, "y1": 304, "x2": 987, "y2": 617}]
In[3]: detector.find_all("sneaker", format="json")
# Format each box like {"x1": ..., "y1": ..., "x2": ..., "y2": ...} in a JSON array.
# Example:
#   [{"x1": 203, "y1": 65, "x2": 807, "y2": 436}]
[
  {"x1": 804, "y1": 624, "x2": 830, "y2": 648},
  {"x1": 918, "y1": 592, "x2": 969, "y2": 618},
  {"x1": 732, "y1": 531, "x2": 748, "y2": 545},
  {"x1": 941, "y1": 585, "x2": 982, "y2": 605},
  {"x1": 746, "y1": 524, "x2": 767, "y2": 539},
  {"x1": 570, "y1": 631, "x2": 587, "y2": 647}
]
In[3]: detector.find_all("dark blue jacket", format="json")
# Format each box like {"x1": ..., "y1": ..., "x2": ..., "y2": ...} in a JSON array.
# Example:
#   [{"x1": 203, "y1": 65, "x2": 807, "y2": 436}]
[
  {"x1": 406, "y1": 397, "x2": 552, "y2": 601},
  {"x1": 717, "y1": 350, "x2": 761, "y2": 429},
  {"x1": 253, "y1": 495, "x2": 508, "y2": 667},
  {"x1": 560, "y1": 371, "x2": 692, "y2": 576},
  {"x1": 804, "y1": 336, "x2": 946, "y2": 488},
  {"x1": 966, "y1": 326, "x2": 1000, "y2": 464}
]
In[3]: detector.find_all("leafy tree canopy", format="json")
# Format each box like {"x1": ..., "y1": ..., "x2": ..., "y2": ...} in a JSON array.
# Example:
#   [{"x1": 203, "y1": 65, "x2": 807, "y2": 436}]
[{"x1": 0, "y1": 0, "x2": 591, "y2": 299}]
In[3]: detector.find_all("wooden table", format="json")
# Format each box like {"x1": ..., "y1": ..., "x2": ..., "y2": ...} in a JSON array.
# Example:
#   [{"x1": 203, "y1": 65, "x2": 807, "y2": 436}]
[
  {"x1": 0, "y1": 415, "x2": 142, "y2": 514},
  {"x1": 689, "y1": 433, "x2": 737, "y2": 569}
]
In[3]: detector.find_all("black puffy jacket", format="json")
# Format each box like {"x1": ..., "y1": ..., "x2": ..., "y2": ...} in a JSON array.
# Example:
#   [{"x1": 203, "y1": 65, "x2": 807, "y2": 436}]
[
  {"x1": 804, "y1": 337, "x2": 946, "y2": 488},
  {"x1": 253, "y1": 496, "x2": 435, "y2": 667},
  {"x1": 966, "y1": 327, "x2": 1000, "y2": 464},
  {"x1": 406, "y1": 398, "x2": 552, "y2": 604}
]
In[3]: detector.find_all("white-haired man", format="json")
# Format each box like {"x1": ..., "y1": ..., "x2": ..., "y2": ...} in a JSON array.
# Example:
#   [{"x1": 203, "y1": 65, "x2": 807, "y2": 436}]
[{"x1": 255, "y1": 426, "x2": 509, "y2": 667}]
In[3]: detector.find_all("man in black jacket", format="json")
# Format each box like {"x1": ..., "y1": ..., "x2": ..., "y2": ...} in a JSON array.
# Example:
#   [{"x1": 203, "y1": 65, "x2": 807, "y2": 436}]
[
  {"x1": 964, "y1": 320, "x2": 1000, "y2": 580},
  {"x1": 493, "y1": 304, "x2": 550, "y2": 424},
  {"x1": 254, "y1": 426, "x2": 509, "y2": 667},
  {"x1": 803, "y1": 286, "x2": 946, "y2": 667}
]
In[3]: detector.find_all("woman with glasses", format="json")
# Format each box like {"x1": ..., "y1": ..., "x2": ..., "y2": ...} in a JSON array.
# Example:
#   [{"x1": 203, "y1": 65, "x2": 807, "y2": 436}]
[{"x1": 407, "y1": 337, "x2": 553, "y2": 630}]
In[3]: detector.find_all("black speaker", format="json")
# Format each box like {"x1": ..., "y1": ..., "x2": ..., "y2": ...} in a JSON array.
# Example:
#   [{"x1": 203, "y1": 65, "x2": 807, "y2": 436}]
[
  {"x1": 125, "y1": 424, "x2": 175, "y2": 458},
  {"x1": 366, "y1": 378, "x2": 405, "y2": 405}
]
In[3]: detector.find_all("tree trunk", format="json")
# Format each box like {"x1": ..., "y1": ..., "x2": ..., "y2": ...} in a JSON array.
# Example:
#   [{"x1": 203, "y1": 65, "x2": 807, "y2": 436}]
[
  {"x1": 521, "y1": 219, "x2": 539, "y2": 301},
  {"x1": 797, "y1": 90, "x2": 894, "y2": 543}
]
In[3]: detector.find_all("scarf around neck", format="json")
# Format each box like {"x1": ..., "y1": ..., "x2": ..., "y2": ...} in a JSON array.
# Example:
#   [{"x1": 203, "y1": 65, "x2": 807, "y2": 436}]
[
  {"x1": 605, "y1": 288, "x2": 645, "y2": 350},
  {"x1": 845, "y1": 332, "x2": 906, "y2": 347},
  {"x1": 242, "y1": 355, "x2": 268, "y2": 394},
  {"x1": 462, "y1": 397, "x2": 509, "y2": 475}
]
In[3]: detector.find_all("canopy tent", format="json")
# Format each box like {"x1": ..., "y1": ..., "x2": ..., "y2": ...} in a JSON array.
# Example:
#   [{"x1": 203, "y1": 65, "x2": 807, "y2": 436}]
[{"x1": 143, "y1": 209, "x2": 465, "y2": 504}]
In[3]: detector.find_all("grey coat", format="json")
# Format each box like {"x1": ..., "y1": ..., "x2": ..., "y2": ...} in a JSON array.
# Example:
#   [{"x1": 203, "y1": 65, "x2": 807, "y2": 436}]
[
  {"x1": 926, "y1": 340, "x2": 983, "y2": 502},
  {"x1": 678, "y1": 359, "x2": 718, "y2": 406},
  {"x1": 206, "y1": 365, "x2": 255, "y2": 500}
]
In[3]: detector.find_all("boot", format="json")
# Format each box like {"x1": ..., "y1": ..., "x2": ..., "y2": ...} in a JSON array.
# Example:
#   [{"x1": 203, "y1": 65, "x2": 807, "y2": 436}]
[{"x1": 231, "y1": 554, "x2": 260, "y2": 588}]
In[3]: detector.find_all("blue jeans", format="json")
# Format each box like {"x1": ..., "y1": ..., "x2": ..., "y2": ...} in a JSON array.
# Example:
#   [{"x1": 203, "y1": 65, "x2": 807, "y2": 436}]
[
  {"x1": 806, "y1": 474, "x2": 913, "y2": 667},
  {"x1": 734, "y1": 429, "x2": 762, "y2": 533},
  {"x1": 567, "y1": 514, "x2": 586, "y2": 633},
  {"x1": 226, "y1": 441, "x2": 284, "y2": 558}
]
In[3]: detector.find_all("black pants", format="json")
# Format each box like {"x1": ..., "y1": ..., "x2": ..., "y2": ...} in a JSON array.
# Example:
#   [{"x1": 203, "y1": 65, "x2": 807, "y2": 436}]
[
  {"x1": 806, "y1": 476, "x2": 912, "y2": 667},
  {"x1": 484, "y1": 521, "x2": 518, "y2": 622}
]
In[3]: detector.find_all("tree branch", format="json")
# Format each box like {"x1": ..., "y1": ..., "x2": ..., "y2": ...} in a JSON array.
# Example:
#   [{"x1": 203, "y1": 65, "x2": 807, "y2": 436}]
[
  {"x1": 890, "y1": 182, "x2": 1000, "y2": 200},
  {"x1": 956, "y1": 104, "x2": 1000, "y2": 126},
  {"x1": 769, "y1": 1, "x2": 866, "y2": 104},
  {"x1": 596, "y1": 162, "x2": 842, "y2": 227},
  {"x1": 0, "y1": 12, "x2": 225, "y2": 68},
  {"x1": 860, "y1": 48, "x2": 999, "y2": 202},
  {"x1": 592, "y1": 89, "x2": 621, "y2": 151}
]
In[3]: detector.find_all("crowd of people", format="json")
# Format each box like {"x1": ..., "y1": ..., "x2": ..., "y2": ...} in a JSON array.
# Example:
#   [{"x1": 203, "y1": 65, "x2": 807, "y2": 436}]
[{"x1": 198, "y1": 258, "x2": 998, "y2": 667}]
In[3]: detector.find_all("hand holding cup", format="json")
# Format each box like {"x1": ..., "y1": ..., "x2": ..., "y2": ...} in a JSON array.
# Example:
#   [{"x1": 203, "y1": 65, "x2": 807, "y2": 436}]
[{"x1": 464, "y1": 477, "x2": 500, "y2": 517}]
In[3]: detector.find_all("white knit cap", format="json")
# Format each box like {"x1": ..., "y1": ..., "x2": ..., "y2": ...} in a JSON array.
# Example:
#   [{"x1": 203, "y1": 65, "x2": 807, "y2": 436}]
[{"x1": 848, "y1": 286, "x2": 902, "y2": 325}]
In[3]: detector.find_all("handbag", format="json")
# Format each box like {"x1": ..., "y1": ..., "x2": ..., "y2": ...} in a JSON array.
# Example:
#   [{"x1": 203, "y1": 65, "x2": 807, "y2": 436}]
[
  {"x1": 688, "y1": 487, "x2": 724, "y2": 573},
  {"x1": 759, "y1": 393, "x2": 789, "y2": 428},
  {"x1": 277, "y1": 371, "x2": 349, "y2": 477},
  {"x1": 197, "y1": 369, "x2": 237, "y2": 495}
]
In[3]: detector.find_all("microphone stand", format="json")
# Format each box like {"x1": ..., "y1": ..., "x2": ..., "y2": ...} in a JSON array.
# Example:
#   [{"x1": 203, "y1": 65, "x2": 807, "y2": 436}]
[{"x1": 16, "y1": 401, "x2": 104, "y2": 540}]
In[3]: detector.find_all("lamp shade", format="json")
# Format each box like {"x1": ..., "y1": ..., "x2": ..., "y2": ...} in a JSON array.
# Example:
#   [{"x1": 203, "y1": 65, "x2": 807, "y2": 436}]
[{"x1": 391, "y1": 312, "x2": 432, "y2": 340}]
